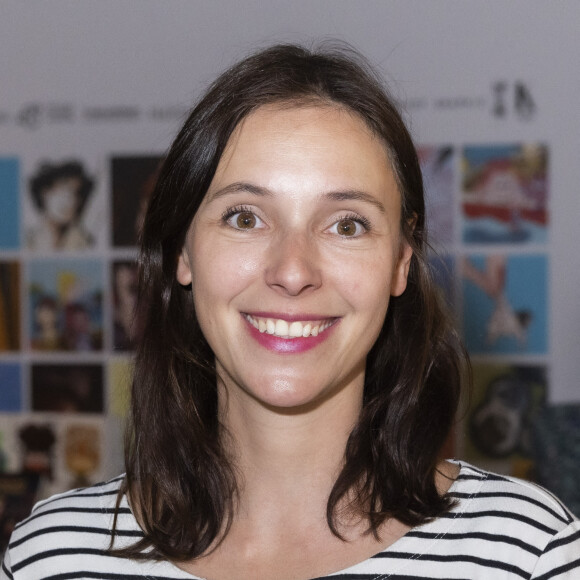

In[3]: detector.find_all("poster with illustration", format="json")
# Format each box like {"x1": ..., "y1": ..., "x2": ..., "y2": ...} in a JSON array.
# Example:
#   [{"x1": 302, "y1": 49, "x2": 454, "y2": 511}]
[
  {"x1": 418, "y1": 146, "x2": 454, "y2": 247},
  {"x1": 0, "y1": 158, "x2": 20, "y2": 250},
  {"x1": 0, "y1": 262, "x2": 20, "y2": 351},
  {"x1": 111, "y1": 260, "x2": 139, "y2": 351},
  {"x1": 462, "y1": 363, "x2": 546, "y2": 480},
  {"x1": 461, "y1": 144, "x2": 548, "y2": 244},
  {"x1": 111, "y1": 155, "x2": 163, "y2": 248},
  {"x1": 461, "y1": 254, "x2": 547, "y2": 354},
  {"x1": 63, "y1": 423, "x2": 101, "y2": 488},
  {"x1": 0, "y1": 415, "x2": 58, "y2": 499},
  {"x1": 31, "y1": 363, "x2": 104, "y2": 413},
  {"x1": 28, "y1": 258, "x2": 103, "y2": 351},
  {"x1": 26, "y1": 159, "x2": 98, "y2": 252},
  {"x1": 0, "y1": 414, "x2": 106, "y2": 502}
]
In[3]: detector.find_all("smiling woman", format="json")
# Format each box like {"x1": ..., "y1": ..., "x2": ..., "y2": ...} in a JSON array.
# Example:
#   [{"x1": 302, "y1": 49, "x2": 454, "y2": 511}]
[
  {"x1": 175, "y1": 105, "x2": 411, "y2": 406},
  {"x1": 3, "y1": 43, "x2": 579, "y2": 580}
]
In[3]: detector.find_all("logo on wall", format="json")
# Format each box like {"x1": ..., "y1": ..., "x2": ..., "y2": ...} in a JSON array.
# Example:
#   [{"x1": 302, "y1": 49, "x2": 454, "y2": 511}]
[{"x1": 492, "y1": 81, "x2": 536, "y2": 120}]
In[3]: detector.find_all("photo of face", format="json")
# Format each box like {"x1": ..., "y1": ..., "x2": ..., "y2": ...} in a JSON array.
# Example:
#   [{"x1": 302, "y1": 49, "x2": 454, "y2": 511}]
[
  {"x1": 111, "y1": 156, "x2": 163, "y2": 248},
  {"x1": 177, "y1": 105, "x2": 412, "y2": 412},
  {"x1": 27, "y1": 160, "x2": 96, "y2": 251},
  {"x1": 111, "y1": 261, "x2": 139, "y2": 351},
  {"x1": 42, "y1": 178, "x2": 81, "y2": 226}
]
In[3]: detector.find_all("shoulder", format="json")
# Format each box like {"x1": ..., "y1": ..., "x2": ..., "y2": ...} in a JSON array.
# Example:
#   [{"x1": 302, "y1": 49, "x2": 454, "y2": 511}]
[
  {"x1": 450, "y1": 461, "x2": 577, "y2": 530},
  {"x1": 2, "y1": 475, "x2": 145, "y2": 579},
  {"x1": 442, "y1": 462, "x2": 580, "y2": 578},
  {"x1": 12, "y1": 474, "x2": 126, "y2": 533}
]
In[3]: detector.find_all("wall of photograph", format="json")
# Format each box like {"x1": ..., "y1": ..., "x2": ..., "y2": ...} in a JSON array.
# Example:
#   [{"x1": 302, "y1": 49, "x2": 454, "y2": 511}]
[{"x1": 1, "y1": 1, "x2": 580, "y2": 542}]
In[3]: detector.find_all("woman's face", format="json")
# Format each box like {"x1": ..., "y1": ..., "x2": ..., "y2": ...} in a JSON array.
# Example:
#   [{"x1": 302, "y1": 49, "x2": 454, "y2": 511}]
[
  {"x1": 177, "y1": 104, "x2": 412, "y2": 411},
  {"x1": 43, "y1": 177, "x2": 81, "y2": 225}
]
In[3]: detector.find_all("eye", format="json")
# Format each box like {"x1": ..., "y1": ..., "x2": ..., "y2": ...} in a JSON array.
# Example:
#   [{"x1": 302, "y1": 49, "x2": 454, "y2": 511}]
[
  {"x1": 329, "y1": 215, "x2": 370, "y2": 237},
  {"x1": 234, "y1": 211, "x2": 257, "y2": 229},
  {"x1": 222, "y1": 206, "x2": 264, "y2": 230}
]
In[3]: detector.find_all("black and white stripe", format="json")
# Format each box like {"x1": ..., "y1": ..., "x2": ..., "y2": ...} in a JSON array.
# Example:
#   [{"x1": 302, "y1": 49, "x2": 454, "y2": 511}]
[{"x1": 2, "y1": 463, "x2": 579, "y2": 579}]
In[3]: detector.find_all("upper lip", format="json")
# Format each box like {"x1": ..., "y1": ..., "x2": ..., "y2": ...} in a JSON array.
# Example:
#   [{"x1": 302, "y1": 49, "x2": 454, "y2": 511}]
[{"x1": 243, "y1": 311, "x2": 338, "y2": 322}]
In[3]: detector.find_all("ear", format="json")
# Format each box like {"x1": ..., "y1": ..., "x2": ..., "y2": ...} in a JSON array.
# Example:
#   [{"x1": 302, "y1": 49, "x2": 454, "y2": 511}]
[
  {"x1": 390, "y1": 239, "x2": 413, "y2": 297},
  {"x1": 176, "y1": 248, "x2": 192, "y2": 286},
  {"x1": 390, "y1": 214, "x2": 417, "y2": 297}
]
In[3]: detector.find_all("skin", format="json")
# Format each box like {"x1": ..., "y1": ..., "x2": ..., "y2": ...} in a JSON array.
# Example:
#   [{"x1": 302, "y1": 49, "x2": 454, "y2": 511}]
[
  {"x1": 176, "y1": 104, "x2": 457, "y2": 579},
  {"x1": 42, "y1": 177, "x2": 81, "y2": 226}
]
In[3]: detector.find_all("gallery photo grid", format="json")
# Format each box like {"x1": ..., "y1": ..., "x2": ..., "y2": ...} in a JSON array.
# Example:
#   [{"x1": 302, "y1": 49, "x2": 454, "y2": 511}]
[{"x1": 1, "y1": 143, "x2": 579, "y2": 553}]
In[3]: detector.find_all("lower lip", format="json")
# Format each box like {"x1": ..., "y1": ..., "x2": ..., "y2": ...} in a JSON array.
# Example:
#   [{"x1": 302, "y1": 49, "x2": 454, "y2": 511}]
[{"x1": 244, "y1": 317, "x2": 338, "y2": 354}]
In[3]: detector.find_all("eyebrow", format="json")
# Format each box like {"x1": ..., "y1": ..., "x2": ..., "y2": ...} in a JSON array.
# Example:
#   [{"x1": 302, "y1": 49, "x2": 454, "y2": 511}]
[
  {"x1": 325, "y1": 190, "x2": 386, "y2": 213},
  {"x1": 205, "y1": 181, "x2": 271, "y2": 202},
  {"x1": 207, "y1": 181, "x2": 386, "y2": 213}
]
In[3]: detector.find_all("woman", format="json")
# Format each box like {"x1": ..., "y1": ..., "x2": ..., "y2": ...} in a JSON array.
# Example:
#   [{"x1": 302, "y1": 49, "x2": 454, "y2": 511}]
[
  {"x1": 27, "y1": 160, "x2": 95, "y2": 251},
  {"x1": 3, "y1": 43, "x2": 579, "y2": 580}
]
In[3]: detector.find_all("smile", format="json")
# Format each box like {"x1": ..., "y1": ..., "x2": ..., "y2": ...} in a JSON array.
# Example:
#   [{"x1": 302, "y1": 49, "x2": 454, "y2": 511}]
[{"x1": 243, "y1": 314, "x2": 336, "y2": 339}]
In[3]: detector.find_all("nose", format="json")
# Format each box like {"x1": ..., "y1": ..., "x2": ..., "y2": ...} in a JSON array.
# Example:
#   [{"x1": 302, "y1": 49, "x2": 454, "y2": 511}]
[{"x1": 265, "y1": 232, "x2": 322, "y2": 297}]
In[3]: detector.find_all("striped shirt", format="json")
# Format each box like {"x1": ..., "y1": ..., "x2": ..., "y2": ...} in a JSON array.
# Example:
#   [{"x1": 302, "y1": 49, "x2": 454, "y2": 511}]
[{"x1": 2, "y1": 462, "x2": 579, "y2": 579}]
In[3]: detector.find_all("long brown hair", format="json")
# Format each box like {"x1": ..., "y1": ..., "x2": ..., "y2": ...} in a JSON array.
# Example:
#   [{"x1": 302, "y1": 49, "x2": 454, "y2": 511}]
[{"x1": 114, "y1": 42, "x2": 469, "y2": 561}]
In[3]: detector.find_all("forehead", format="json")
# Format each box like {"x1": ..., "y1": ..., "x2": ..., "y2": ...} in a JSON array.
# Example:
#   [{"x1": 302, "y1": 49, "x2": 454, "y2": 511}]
[
  {"x1": 225, "y1": 102, "x2": 385, "y2": 156},
  {"x1": 207, "y1": 103, "x2": 399, "y2": 202},
  {"x1": 46, "y1": 176, "x2": 81, "y2": 192}
]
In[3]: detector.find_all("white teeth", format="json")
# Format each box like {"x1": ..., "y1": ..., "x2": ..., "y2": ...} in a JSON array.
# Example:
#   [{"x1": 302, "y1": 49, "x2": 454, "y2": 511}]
[
  {"x1": 245, "y1": 315, "x2": 334, "y2": 339},
  {"x1": 275, "y1": 319, "x2": 289, "y2": 336},
  {"x1": 288, "y1": 321, "x2": 303, "y2": 338}
]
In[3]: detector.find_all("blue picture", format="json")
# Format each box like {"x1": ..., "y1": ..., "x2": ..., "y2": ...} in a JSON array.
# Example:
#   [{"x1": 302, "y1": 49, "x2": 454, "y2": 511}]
[
  {"x1": 0, "y1": 158, "x2": 20, "y2": 249},
  {"x1": 462, "y1": 254, "x2": 547, "y2": 354},
  {"x1": 0, "y1": 363, "x2": 22, "y2": 412}
]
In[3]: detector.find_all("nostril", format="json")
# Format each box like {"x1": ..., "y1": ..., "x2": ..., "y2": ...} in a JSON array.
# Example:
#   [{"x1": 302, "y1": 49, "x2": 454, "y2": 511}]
[{"x1": 264, "y1": 235, "x2": 321, "y2": 296}]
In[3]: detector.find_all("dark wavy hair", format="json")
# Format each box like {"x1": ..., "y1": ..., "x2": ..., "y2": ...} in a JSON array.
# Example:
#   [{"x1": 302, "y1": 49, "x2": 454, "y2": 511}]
[
  {"x1": 114, "y1": 42, "x2": 469, "y2": 561},
  {"x1": 29, "y1": 160, "x2": 94, "y2": 218}
]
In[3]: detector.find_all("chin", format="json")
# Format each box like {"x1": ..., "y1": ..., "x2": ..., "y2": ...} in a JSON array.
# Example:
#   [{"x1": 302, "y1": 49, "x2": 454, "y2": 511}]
[
  {"x1": 254, "y1": 379, "x2": 321, "y2": 410},
  {"x1": 248, "y1": 373, "x2": 359, "y2": 415}
]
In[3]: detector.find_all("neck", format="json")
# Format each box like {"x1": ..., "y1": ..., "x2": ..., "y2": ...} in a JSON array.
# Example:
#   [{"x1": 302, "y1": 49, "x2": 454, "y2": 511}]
[{"x1": 218, "y1": 376, "x2": 363, "y2": 520}]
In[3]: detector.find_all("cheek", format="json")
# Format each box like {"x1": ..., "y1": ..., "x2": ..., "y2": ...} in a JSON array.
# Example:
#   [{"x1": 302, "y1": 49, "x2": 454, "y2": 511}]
[
  {"x1": 331, "y1": 252, "x2": 395, "y2": 312},
  {"x1": 190, "y1": 240, "x2": 262, "y2": 312}
]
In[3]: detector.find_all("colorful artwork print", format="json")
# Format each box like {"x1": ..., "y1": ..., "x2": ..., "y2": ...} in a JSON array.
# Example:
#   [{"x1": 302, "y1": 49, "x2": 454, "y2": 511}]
[
  {"x1": 28, "y1": 258, "x2": 103, "y2": 351},
  {"x1": 0, "y1": 158, "x2": 20, "y2": 249},
  {"x1": 26, "y1": 160, "x2": 97, "y2": 251},
  {"x1": 461, "y1": 144, "x2": 548, "y2": 244},
  {"x1": 461, "y1": 254, "x2": 547, "y2": 354},
  {"x1": 111, "y1": 155, "x2": 163, "y2": 247},
  {"x1": 418, "y1": 146, "x2": 454, "y2": 247},
  {"x1": 31, "y1": 364, "x2": 103, "y2": 413},
  {"x1": 0, "y1": 262, "x2": 20, "y2": 351},
  {"x1": 463, "y1": 363, "x2": 546, "y2": 480}
]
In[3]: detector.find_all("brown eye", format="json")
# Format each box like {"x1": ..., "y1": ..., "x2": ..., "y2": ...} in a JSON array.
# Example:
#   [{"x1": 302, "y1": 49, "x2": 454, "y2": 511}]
[
  {"x1": 336, "y1": 218, "x2": 358, "y2": 236},
  {"x1": 236, "y1": 211, "x2": 257, "y2": 229}
]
